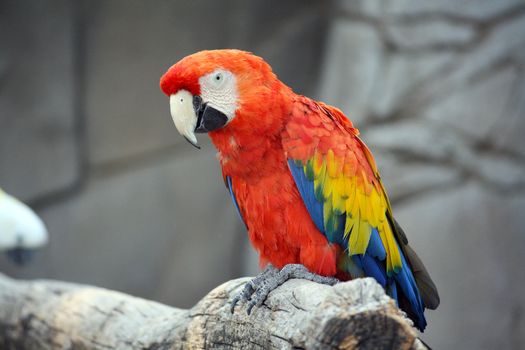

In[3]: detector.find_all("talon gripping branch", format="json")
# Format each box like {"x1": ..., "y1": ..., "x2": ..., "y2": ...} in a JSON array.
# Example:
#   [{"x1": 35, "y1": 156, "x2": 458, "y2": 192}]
[{"x1": 160, "y1": 49, "x2": 439, "y2": 331}]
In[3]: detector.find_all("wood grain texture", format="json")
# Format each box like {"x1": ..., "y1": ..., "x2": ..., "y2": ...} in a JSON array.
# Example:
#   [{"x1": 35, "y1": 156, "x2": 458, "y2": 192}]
[{"x1": 0, "y1": 274, "x2": 427, "y2": 349}]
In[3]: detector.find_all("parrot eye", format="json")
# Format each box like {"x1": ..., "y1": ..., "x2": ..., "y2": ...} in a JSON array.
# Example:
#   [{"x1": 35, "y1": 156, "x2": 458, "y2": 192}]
[
  {"x1": 202, "y1": 69, "x2": 232, "y2": 91},
  {"x1": 211, "y1": 72, "x2": 225, "y2": 88}
]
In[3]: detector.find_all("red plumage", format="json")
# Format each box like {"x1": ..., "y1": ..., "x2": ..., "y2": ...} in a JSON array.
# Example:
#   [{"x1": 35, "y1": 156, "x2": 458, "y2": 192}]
[
  {"x1": 160, "y1": 51, "x2": 440, "y2": 331},
  {"x1": 159, "y1": 50, "x2": 363, "y2": 277}
]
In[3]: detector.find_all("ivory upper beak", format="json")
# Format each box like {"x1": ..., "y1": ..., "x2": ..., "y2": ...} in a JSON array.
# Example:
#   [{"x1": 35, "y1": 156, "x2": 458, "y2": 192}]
[{"x1": 169, "y1": 90, "x2": 199, "y2": 147}]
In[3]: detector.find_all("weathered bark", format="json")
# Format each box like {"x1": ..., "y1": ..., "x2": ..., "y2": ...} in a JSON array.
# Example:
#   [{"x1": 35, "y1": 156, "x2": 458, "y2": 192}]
[{"x1": 0, "y1": 273, "x2": 426, "y2": 349}]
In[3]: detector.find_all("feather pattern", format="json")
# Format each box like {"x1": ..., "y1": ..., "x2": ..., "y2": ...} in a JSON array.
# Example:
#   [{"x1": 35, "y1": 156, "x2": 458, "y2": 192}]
[{"x1": 283, "y1": 96, "x2": 432, "y2": 330}]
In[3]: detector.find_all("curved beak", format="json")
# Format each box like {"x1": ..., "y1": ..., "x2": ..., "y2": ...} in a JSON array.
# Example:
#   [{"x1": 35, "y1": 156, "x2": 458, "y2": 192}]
[
  {"x1": 169, "y1": 90, "x2": 228, "y2": 149},
  {"x1": 170, "y1": 90, "x2": 200, "y2": 148}
]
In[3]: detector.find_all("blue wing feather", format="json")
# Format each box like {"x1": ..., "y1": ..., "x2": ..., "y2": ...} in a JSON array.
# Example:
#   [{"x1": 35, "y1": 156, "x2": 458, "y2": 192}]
[
  {"x1": 394, "y1": 246, "x2": 426, "y2": 329},
  {"x1": 286, "y1": 159, "x2": 427, "y2": 331},
  {"x1": 367, "y1": 228, "x2": 387, "y2": 260},
  {"x1": 226, "y1": 176, "x2": 246, "y2": 228},
  {"x1": 288, "y1": 160, "x2": 325, "y2": 233},
  {"x1": 387, "y1": 279, "x2": 398, "y2": 304},
  {"x1": 353, "y1": 254, "x2": 387, "y2": 287}
]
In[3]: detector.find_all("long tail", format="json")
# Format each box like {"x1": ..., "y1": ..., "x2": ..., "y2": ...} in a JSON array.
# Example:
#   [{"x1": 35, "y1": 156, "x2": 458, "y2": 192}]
[
  {"x1": 389, "y1": 218, "x2": 440, "y2": 331},
  {"x1": 392, "y1": 219, "x2": 440, "y2": 311},
  {"x1": 344, "y1": 218, "x2": 440, "y2": 331}
]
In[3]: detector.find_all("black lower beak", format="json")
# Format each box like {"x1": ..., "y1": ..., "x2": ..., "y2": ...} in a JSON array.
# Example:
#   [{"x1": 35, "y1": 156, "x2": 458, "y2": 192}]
[{"x1": 193, "y1": 95, "x2": 228, "y2": 133}]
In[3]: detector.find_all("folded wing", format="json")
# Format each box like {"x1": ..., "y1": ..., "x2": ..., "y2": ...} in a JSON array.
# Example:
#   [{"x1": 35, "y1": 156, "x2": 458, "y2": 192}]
[{"x1": 282, "y1": 97, "x2": 439, "y2": 331}]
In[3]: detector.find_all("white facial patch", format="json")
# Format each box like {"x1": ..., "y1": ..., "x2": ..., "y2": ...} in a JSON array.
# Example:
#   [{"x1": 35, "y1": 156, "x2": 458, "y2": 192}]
[{"x1": 199, "y1": 69, "x2": 238, "y2": 121}]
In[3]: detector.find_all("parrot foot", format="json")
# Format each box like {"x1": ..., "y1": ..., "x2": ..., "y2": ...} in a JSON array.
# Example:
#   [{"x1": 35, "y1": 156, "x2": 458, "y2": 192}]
[{"x1": 230, "y1": 263, "x2": 339, "y2": 314}]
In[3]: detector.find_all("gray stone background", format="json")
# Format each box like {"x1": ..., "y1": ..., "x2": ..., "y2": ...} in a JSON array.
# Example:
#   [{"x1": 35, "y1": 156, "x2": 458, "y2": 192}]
[{"x1": 0, "y1": 0, "x2": 524, "y2": 348}]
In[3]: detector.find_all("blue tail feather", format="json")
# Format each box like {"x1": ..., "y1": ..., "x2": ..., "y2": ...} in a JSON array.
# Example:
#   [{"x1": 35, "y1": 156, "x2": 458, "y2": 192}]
[
  {"x1": 394, "y1": 247, "x2": 427, "y2": 330},
  {"x1": 351, "y1": 230, "x2": 427, "y2": 331}
]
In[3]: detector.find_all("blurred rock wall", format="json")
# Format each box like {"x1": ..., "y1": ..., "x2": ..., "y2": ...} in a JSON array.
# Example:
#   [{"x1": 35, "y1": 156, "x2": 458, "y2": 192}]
[
  {"x1": 320, "y1": 1, "x2": 525, "y2": 348},
  {"x1": 1, "y1": 0, "x2": 524, "y2": 348}
]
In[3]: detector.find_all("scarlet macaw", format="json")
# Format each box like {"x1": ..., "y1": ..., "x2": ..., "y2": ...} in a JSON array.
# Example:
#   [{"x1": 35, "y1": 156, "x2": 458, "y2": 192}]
[{"x1": 160, "y1": 50, "x2": 439, "y2": 331}]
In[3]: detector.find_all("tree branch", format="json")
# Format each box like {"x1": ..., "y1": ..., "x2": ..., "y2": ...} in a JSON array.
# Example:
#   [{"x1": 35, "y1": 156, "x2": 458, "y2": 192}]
[{"x1": 0, "y1": 273, "x2": 426, "y2": 349}]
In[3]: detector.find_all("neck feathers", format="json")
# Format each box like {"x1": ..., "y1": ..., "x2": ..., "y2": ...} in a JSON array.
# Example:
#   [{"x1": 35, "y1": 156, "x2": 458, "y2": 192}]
[{"x1": 209, "y1": 83, "x2": 294, "y2": 177}]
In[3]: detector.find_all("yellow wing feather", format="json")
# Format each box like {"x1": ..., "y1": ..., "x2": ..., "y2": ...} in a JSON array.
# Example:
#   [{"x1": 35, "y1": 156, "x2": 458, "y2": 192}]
[{"x1": 304, "y1": 146, "x2": 403, "y2": 274}]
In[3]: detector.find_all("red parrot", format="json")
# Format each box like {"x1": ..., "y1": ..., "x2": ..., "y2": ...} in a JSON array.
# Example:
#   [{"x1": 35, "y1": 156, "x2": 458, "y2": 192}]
[{"x1": 160, "y1": 49, "x2": 439, "y2": 331}]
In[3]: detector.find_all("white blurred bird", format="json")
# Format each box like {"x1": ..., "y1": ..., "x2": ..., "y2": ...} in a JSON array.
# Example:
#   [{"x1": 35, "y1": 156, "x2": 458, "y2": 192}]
[{"x1": 0, "y1": 188, "x2": 48, "y2": 265}]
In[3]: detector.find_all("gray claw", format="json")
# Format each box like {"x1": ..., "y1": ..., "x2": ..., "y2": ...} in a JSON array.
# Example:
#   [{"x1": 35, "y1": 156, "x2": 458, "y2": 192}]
[
  {"x1": 231, "y1": 264, "x2": 277, "y2": 313},
  {"x1": 230, "y1": 283, "x2": 254, "y2": 313},
  {"x1": 230, "y1": 263, "x2": 339, "y2": 314},
  {"x1": 246, "y1": 300, "x2": 256, "y2": 315}
]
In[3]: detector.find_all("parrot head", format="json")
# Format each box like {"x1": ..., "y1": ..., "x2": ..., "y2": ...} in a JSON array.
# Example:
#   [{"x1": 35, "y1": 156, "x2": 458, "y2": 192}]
[{"x1": 160, "y1": 49, "x2": 290, "y2": 149}]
